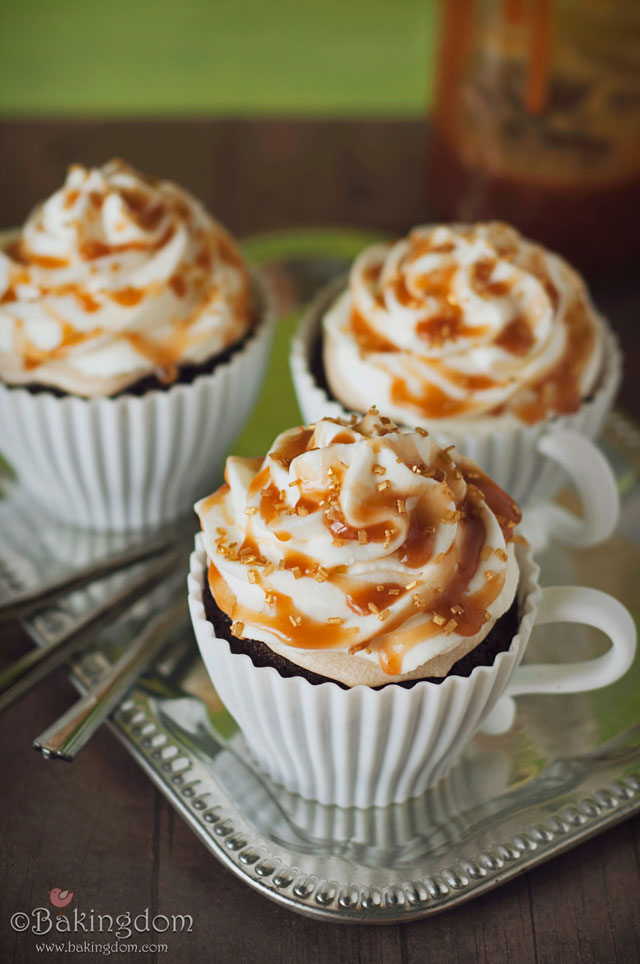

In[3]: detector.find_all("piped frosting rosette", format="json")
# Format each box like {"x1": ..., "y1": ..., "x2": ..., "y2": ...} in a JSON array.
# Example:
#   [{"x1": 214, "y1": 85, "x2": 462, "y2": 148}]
[
  {"x1": 197, "y1": 411, "x2": 522, "y2": 687},
  {"x1": 0, "y1": 159, "x2": 252, "y2": 396},
  {"x1": 323, "y1": 222, "x2": 605, "y2": 429}
]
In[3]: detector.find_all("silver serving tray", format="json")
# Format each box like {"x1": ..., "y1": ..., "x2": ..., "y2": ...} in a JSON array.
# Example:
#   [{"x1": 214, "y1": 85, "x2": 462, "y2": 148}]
[{"x1": 1, "y1": 234, "x2": 639, "y2": 923}]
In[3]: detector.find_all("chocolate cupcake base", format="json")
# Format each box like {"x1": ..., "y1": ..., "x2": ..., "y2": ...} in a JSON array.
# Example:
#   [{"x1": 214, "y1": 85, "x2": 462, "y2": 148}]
[{"x1": 202, "y1": 577, "x2": 520, "y2": 691}]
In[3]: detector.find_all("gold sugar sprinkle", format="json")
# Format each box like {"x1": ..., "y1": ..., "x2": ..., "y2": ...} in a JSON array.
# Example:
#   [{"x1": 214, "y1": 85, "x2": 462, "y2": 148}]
[
  {"x1": 327, "y1": 617, "x2": 343, "y2": 625},
  {"x1": 378, "y1": 610, "x2": 390, "y2": 622},
  {"x1": 376, "y1": 584, "x2": 385, "y2": 592},
  {"x1": 396, "y1": 499, "x2": 406, "y2": 514},
  {"x1": 384, "y1": 528, "x2": 394, "y2": 548},
  {"x1": 415, "y1": 427, "x2": 429, "y2": 437},
  {"x1": 245, "y1": 506, "x2": 257, "y2": 516},
  {"x1": 377, "y1": 480, "x2": 391, "y2": 492},
  {"x1": 451, "y1": 604, "x2": 464, "y2": 615},
  {"x1": 314, "y1": 567, "x2": 328, "y2": 583},
  {"x1": 444, "y1": 618, "x2": 458, "y2": 635},
  {"x1": 372, "y1": 464, "x2": 386, "y2": 475},
  {"x1": 231, "y1": 621, "x2": 244, "y2": 637},
  {"x1": 264, "y1": 591, "x2": 275, "y2": 605},
  {"x1": 468, "y1": 484, "x2": 486, "y2": 502},
  {"x1": 289, "y1": 614, "x2": 302, "y2": 627},
  {"x1": 432, "y1": 613, "x2": 446, "y2": 626},
  {"x1": 406, "y1": 580, "x2": 418, "y2": 590},
  {"x1": 441, "y1": 509, "x2": 462, "y2": 524},
  {"x1": 358, "y1": 530, "x2": 368, "y2": 545},
  {"x1": 296, "y1": 506, "x2": 309, "y2": 516},
  {"x1": 483, "y1": 610, "x2": 492, "y2": 623},
  {"x1": 278, "y1": 559, "x2": 286, "y2": 569},
  {"x1": 412, "y1": 594, "x2": 426, "y2": 609},
  {"x1": 388, "y1": 588, "x2": 401, "y2": 596},
  {"x1": 262, "y1": 562, "x2": 275, "y2": 577},
  {"x1": 485, "y1": 569, "x2": 495, "y2": 581},
  {"x1": 495, "y1": 547, "x2": 508, "y2": 562},
  {"x1": 481, "y1": 546, "x2": 494, "y2": 561},
  {"x1": 368, "y1": 602, "x2": 380, "y2": 615},
  {"x1": 291, "y1": 566, "x2": 302, "y2": 579},
  {"x1": 247, "y1": 569, "x2": 258, "y2": 584}
]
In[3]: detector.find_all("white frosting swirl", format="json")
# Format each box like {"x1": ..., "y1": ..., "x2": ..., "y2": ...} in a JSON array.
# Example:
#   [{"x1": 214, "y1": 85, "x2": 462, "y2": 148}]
[
  {"x1": 323, "y1": 222, "x2": 604, "y2": 428},
  {"x1": 197, "y1": 413, "x2": 521, "y2": 687},
  {"x1": 0, "y1": 160, "x2": 252, "y2": 396}
]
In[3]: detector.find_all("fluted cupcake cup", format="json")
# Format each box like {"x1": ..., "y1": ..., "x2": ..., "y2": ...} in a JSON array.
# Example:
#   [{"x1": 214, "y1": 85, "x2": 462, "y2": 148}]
[{"x1": 188, "y1": 533, "x2": 635, "y2": 808}]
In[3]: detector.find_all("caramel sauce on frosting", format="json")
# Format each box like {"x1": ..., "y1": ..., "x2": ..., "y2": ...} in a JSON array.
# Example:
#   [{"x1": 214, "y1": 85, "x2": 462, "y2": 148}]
[
  {"x1": 323, "y1": 222, "x2": 603, "y2": 427},
  {"x1": 196, "y1": 412, "x2": 522, "y2": 683},
  {"x1": 0, "y1": 159, "x2": 252, "y2": 396}
]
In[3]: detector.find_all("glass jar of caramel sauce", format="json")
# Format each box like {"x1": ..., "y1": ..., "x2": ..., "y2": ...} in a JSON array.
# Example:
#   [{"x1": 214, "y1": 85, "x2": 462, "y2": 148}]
[{"x1": 428, "y1": 0, "x2": 640, "y2": 279}]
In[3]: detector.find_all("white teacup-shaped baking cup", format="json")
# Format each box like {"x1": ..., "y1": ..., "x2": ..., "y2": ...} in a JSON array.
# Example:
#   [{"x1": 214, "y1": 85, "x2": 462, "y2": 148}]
[
  {"x1": 290, "y1": 279, "x2": 622, "y2": 549},
  {"x1": 0, "y1": 275, "x2": 275, "y2": 531},
  {"x1": 188, "y1": 533, "x2": 636, "y2": 808}
]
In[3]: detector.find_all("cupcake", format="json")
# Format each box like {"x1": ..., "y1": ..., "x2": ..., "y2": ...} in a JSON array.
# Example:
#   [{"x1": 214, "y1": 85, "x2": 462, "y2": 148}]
[
  {"x1": 189, "y1": 412, "x2": 635, "y2": 805},
  {"x1": 0, "y1": 159, "x2": 274, "y2": 530},
  {"x1": 291, "y1": 222, "x2": 621, "y2": 512},
  {"x1": 190, "y1": 411, "x2": 600, "y2": 807}
]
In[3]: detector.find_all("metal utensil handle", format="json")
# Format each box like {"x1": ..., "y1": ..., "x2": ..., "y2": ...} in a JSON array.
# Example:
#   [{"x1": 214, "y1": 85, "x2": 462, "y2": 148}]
[
  {"x1": 0, "y1": 549, "x2": 184, "y2": 714},
  {"x1": 33, "y1": 599, "x2": 187, "y2": 761},
  {"x1": 0, "y1": 533, "x2": 174, "y2": 623}
]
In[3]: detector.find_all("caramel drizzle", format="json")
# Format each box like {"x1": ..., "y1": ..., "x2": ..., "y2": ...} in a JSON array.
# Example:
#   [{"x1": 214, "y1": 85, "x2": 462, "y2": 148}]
[
  {"x1": 2, "y1": 217, "x2": 251, "y2": 377},
  {"x1": 350, "y1": 234, "x2": 595, "y2": 422},
  {"x1": 204, "y1": 421, "x2": 522, "y2": 675}
]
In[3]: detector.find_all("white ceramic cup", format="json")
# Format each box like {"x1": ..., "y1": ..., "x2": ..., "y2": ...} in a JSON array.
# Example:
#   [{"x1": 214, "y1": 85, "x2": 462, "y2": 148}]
[
  {"x1": 188, "y1": 534, "x2": 636, "y2": 808},
  {"x1": 290, "y1": 279, "x2": 622, "y2": 551}
]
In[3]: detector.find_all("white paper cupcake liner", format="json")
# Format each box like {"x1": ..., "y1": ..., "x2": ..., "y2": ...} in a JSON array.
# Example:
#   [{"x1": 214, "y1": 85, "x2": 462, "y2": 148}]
[
  {"x1": 188, "y1": 534, "x2": 541, "y2": 808},
  {"x1": 289, "y1": 278, "x2": 622, "y2": 506},
  {"x1": 0, "y1": 276, "x2": 275, "y2": 531}
]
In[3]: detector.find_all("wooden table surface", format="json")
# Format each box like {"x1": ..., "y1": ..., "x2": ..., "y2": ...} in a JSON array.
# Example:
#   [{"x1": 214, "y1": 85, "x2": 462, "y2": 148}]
[{"x1": 1, "y1": 119, "x2": 639, "y2": 964}]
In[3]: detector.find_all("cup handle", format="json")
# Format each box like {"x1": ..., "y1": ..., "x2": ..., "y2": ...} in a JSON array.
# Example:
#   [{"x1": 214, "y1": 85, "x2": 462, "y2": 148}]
[
  {"x1": 480, "y1": 586, "x2": 636, "y2": 735},
  {"x1": 526, "y1": 429, "x2": 619, "y2": 548}
]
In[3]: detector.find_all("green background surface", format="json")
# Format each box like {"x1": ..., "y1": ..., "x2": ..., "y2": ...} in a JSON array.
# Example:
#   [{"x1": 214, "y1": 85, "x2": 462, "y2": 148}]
[{"x1": 1, "y1": 0, "x2": 438, "y2": 116}]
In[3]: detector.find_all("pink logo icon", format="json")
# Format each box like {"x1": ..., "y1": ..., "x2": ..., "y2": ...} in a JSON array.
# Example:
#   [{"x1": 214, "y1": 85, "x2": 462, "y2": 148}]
[{"x1": 49, "y1": 888, "x2": 74, "y2": 909}]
